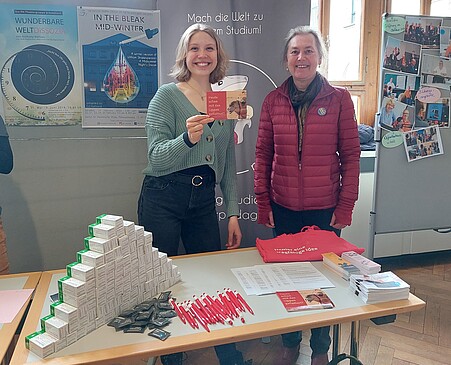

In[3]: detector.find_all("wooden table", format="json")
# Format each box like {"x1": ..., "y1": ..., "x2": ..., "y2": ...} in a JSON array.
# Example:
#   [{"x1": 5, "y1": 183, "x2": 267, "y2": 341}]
[
  {"x1": 10, "y1": 248, "x2": 425, "y2": 365},
  {"x1": 0, "y1": 272, "x2": 41, "y2": 364}
]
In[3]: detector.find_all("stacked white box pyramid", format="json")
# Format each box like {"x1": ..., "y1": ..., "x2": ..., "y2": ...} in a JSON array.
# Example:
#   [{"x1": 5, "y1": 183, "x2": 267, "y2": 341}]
[{"x1": 25, "y1": 214, "x2": 181, "y2": 358}]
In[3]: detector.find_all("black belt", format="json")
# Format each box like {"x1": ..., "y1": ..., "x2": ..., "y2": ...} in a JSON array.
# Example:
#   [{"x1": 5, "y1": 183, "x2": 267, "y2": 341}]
[{"x1": 164, "y1": 172, "x2": 215, "y2": 187}]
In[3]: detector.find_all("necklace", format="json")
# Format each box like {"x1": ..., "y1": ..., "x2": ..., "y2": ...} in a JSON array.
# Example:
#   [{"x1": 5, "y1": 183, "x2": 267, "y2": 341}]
[{"x1": 186, "y1": 81, "x2": 207, "y2": 101}]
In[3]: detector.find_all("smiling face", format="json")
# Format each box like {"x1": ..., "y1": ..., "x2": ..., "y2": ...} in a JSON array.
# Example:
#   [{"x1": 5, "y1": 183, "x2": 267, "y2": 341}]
[
  {"x1": 185, "y1": 31, "x2": 218, "y2": 81},
  {"x1": 386, "y1": 102, "x2": 394, "y2": 111},
  {"x1": 286, "y1": 34, "x2": 321, "y2": 90}
]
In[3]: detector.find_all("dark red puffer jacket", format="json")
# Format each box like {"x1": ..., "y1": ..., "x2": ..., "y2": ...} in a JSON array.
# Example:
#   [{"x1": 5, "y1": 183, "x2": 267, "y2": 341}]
[{"x1": 254, "y1": 77, "x2": 360, "y2": 226}]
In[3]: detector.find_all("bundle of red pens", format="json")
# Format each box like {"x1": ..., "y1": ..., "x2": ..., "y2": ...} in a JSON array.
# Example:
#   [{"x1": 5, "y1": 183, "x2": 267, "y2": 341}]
[{"x1": 169, "y1": 289, "x2": 254, "y2": 332}]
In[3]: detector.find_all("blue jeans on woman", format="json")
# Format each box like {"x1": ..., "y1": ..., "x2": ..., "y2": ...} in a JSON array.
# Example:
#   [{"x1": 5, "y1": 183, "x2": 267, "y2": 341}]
[
  {"x1": 271, "y1": 202, "x2": 339, "y2": 356},
  {"x1": 138, "y1": 172, "x2": 244, "y2": 365}
]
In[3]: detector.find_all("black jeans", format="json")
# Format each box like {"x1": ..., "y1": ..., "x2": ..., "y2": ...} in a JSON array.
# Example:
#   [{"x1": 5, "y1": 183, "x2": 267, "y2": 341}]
[
  {"x1": 138, "y1": 173, "x2": 221, "y2": 255},
  {"x1": 271, "y1": 202, "x2": 337, "y2": 355},
  {"x1": 138, "y1": 173, "x2": 242, "y2": 364}
]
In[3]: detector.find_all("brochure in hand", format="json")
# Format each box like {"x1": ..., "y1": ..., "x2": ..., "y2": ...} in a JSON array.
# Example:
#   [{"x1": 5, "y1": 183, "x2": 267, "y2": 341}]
[
  {"x1": 276, "y1": 289, "x2": 335, "y2": 312},
  {"x1": 206, "y1": 90, "x2": 247, "y2": 120}
]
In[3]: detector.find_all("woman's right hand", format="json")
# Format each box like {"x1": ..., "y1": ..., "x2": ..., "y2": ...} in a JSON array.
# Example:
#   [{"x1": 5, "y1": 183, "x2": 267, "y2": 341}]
[
  {"x1": 186, "y1": 115, "x2": 214, "y2": 144},
  {"x1": 265, "y1": 210, "x2": 275, "y2": 228}
]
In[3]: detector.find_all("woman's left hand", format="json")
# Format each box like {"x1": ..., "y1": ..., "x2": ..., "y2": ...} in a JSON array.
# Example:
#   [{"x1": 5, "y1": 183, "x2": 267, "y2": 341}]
[
  {"x1": 330, "y1": 213, "x2": 347, "y2": 230},
  {"x1": 226, "y1": 216, "x2": 242, "y2": 249}
]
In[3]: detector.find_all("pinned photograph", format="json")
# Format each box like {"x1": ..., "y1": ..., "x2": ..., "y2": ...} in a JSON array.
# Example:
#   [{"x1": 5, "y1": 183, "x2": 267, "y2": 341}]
[
  {"x1": 404, "y1": 16, "x2": 441, "y2": 48},
  {"x1": 379, "y1": 97, "x2": 402, "y2": 130},
  {"x1": 420, "y1": 54, "x2": 451, "y2": 89},
  {"x1": 423, "y1": 98, "x2": 449, "y2": 128},
  {"x1": 404, "y1": 125, "x2": 443, "y2": 162},
  {"x1": 382, "y1": 72, "x2": 419, "y2": 106},
  {"x1": 394, "y1": 106, "x2": 414, "y2": 132},
  {"x1": 439, "y1": 25, "x2": 451, "y2": 57},
  {"x1": 383, "y1": 36, "x2": 422, "y2": 75}
]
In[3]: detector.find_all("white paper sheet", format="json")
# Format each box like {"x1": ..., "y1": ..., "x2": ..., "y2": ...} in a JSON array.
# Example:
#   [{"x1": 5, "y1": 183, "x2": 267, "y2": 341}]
[{"x1": 231, "y1": 262, "x2": 334, "y2": 295}]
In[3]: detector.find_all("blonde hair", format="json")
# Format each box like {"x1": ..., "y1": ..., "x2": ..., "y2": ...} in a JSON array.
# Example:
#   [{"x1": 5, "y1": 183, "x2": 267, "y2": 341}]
[
  {"x1": 169, "y1": 23, "x2": 229, "y2": 84},
  {"x1": 385, "y1": 99, "x2": 395, "y2": 107}
]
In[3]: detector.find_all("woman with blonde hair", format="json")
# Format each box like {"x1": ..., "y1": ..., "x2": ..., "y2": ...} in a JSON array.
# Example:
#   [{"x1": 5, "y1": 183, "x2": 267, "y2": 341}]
[
  {"x1": 380, "y1": 98, "x2": 396, "y2": 127},
  {"x1": 138, "y1": 23, "x2": 246, "y2": 365}
]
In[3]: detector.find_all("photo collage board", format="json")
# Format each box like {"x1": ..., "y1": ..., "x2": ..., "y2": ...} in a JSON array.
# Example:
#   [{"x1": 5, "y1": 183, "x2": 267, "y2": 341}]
[{"x1": 379, "y1": 14, "x2": 451, "y2": 162}]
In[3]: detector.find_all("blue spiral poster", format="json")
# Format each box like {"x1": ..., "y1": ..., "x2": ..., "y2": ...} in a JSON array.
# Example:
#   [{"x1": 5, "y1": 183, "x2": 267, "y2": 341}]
[{"x1": 0, "y1": 4, "x2": 82, "y2": 126}]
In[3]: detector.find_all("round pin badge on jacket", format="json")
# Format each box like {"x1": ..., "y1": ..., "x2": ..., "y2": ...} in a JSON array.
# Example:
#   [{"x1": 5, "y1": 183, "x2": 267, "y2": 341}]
[{"x1": 318, "y1": 107, "x2": 327, "y2": 116}]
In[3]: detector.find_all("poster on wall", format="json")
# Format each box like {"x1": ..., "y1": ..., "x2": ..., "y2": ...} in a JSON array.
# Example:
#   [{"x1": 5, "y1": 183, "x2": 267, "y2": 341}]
[
  {"x1": 0, "y1": 4, "x2": 82, "y2": 126},
  {"x1": 156, "y1": 0, "x2": 310, "y2": 246},
  {"x1": 378, "y1": 14, "x2": 451, "y2": 135},
  {"x1": 77, "y1": 6, "x2": 160, "y2": 128}
]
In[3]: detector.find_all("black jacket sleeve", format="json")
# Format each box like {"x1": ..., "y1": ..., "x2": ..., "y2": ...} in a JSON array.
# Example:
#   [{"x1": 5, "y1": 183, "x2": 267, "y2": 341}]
[{"x1": 0, "y1": 136, "x2": 13, "y2": 174}]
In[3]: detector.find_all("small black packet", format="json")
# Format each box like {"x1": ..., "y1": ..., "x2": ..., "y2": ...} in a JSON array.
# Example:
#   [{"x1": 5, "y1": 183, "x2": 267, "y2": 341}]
[
  {"x1": 134, "y1": 303, "x2": 152, "y2": 312},
  {"x1": 158, "y1": 310, "x2": 177, "y2": 318},
  {"x1": 135, "y1": 311, "x2": 152, "y2": 321},
  {"x1": 119, "y1": 309, "x2": 137, "y2": 318},
  {"x1": 158, "y1": 291, "x2": 171, "y2": 302},
  {"x1": 132, "y1": 320, "x2": 148, "y2": 327},
  {"x1": 142, "y1": 298, "x2": 157, "y2": 306},
  {"x1": 107, "y1": 317, "x2": 125, "y2": 328},
  {"x1": 150, "y1": 317, "x2": 171, "y2": 327},
  {"x1": 124, "y1": 325, "x2": 146, "y2": 334},
  {"x1": 117, "y1": 317, "x2": 135, "y2": 329},
  {"x1": 157, "y1": 301, "x2": 173, "y2": 310},
  {"x1": 148, "y1": 328, "x2": 171, "y2": 341}
]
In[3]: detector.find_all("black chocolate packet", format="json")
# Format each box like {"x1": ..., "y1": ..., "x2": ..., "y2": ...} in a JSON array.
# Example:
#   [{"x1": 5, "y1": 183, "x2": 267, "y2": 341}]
[
  {"x1": 148, "y1": 328, "x2": 171, "y2": 341},
  {"x1": 124, "y1": 325, "x2": 146, "y2": 334},
  {"x1": 158, "y1": 291, "x2": 171, "y2": 302},
  {"x1": 134, "y1": 302, "x2": 152, "y2": 312},
  {"x1": 157, "y1": 301, "x2": 173, "y2": 310},
  {"x1": 150, "y1": 317, "x2": 171, "y2": 327},
  {"x1": 107, "y1": 317, "x2": 125, "y2": 328},
  {"x1": 132, "y1": 320, "x2": 148, "y2": 327},
  {"x1": 119, "y1": 309, "x2": 137, "y2": 318},
  {"x1": 158, "y1": 310, "x2": 177, "y2": 318},
  {"x1": 117, "y1": 317, "x2": 135, "y2": 329},
  {"x1": 135, "y1": 311, "x2": 152, "y2": 321}
]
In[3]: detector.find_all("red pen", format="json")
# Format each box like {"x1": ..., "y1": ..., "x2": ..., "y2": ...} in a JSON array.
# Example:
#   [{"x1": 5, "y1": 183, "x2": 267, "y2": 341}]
[
  {"x1": 180, "y1": 301, "x2": 198, "y2": 329},
  {"x1": 205, "y1": 294, "x2": 229, "y2": 318},
  {"x1": 188, "y1": 302, "x2": 210, "y2": 332},
  {"x1": 205, "y1": 294, "x2": 234, "y2": 325},
  {"x1": 201, "y1": 294, "x2": 225, "y2": 324},
  {"x1": 235, "y1": 291, "x2": 254, "y2": 315},
  {"x1": 218, "y1": 291, "x2": 238, "y2": 318},
  {"x1": 212, "y1": 295, "x2": 235, "y2": 325},
  {"x1": 193, "y1": 295, "x2": 213, "y2": 324},
  {"x1": 192, "y1": 300, "x2": 213, "y2": 325},
  {"x1": 225, "y1": 288, "x2": 244, "y2": 312},
  {"x1": 200, "y1": 299, "x2": 220, "y2": 324},
  {"x1": 214, "y1": 293, "x2": 232, "y2": 317},
  {"x1": 169, "y1": 298, "x2": 186, "y2": 324}
]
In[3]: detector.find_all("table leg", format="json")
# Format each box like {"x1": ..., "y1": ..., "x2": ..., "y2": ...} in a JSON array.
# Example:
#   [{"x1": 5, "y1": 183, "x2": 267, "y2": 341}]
[
  {"x1": 332, "y1": 324, "x2": 341, "y2": 359},
  {"x1": 350, "y1": 321, "x2": 360, "y2": 364}
]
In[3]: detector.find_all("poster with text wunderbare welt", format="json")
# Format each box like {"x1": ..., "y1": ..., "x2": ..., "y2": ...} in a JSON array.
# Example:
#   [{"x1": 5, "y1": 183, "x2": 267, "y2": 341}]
[{"x1": 0, "y1": 4, "x2": 82, "y2": 126}]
